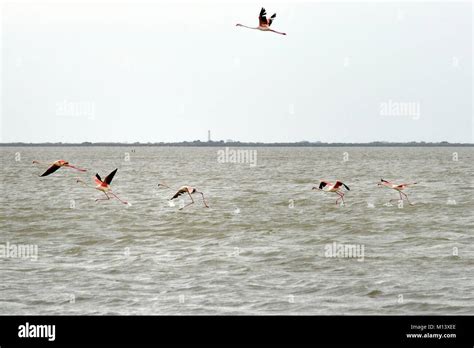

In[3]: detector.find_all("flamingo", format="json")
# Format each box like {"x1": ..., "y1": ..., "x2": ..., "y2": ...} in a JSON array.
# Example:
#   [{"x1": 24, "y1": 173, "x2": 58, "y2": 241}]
[
  {"x1": 313, "y1": 180, "x2": 350, "y2": 205},
  {"x1": 158, "y1": 183, "x2": 209, "y2": 210},
  {"x1": 378, "y1": 179, "x2": 417, "y2": 205},
  {"x1": 236, "y1": 7, "x2": 286, "y2": 36},
  {"x1": 33, "y1": 159, "x2": 86, "y2": 177},
  {"x1": 76, "y1": 168, "x2": 129, "y2": 205}
]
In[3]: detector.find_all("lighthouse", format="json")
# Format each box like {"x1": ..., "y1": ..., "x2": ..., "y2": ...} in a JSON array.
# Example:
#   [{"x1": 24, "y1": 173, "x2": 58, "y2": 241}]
[{"x1": 208, "y1": 130, "x2": 211, "y2": 142}]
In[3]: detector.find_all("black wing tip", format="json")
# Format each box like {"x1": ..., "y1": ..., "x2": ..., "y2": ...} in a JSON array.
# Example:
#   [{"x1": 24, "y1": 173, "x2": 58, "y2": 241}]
[
  {"x1": 39, "y1": 164, "x2": 60, "y2": 177},
  {"x1": 104, "y1": 168, "x2": 118, "y2": 184}
]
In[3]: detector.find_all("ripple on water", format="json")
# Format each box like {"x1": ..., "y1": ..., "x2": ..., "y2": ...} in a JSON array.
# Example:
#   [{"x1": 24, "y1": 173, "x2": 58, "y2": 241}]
[{"x1": 1, "y1": 147, "x2": 473, "y2": 314}]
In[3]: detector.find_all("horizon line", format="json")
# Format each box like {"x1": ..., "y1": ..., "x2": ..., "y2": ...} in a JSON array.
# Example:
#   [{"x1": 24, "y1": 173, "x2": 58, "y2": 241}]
[{"x1": 0, "y1": 140, "x2": 473, "y2": 147}]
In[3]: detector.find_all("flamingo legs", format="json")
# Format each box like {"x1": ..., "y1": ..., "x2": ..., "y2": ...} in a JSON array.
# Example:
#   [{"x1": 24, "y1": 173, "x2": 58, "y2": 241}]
[
  {"x1": 179, "y1": 192, "x2": 209, "y2": 210},
  {"x1": 389, "y1": 190, "x2": 413, "y2": 205},
  {"x1": 179, "y1": 192, "x2": 195, "y2": 210},
  {"x1": 65, "y1": 164, "x2": 87, "y2": 172},
  {"x1": 200, "y1": 192, "x2": 209, "y2": 208},
  {"x1": 335, "y1": 191, "x2": 345, "y2": 206},
  {"x1": 400, "y1": 191, "x2": 413, "y2": 205},
  {"x1": 95, "y1": 191, "x2": 128, "y2": 204},
  {"x1": 269, "y1": 29, "x2": 286, "y2": 35},
  {"x1": 109, "y1": 192, "x2": 129, "y2": 205},
  {"x1": 95, "y1": 192, "x2": 110, "y2": 202}
]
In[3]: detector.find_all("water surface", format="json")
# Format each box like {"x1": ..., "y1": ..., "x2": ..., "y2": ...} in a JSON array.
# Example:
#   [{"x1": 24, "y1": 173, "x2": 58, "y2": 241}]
[{"x1": 0, "y1": 146, "x2": 473, "y2": 314}]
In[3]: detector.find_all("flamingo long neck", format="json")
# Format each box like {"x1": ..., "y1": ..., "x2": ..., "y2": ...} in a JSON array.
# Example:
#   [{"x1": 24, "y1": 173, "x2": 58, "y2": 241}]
[
  {"x1": 238, "y1": 24, "x2": 259, "y2": 30},
  {"x1": 76, "y1": 179, "x2": 95, "y2": 189},
  {"x1": 32, "y1": 160, "x2": 47, "y2": 166}
]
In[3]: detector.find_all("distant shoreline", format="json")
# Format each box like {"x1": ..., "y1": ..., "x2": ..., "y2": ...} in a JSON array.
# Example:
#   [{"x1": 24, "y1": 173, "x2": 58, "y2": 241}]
[{"x1": 0, "y1": 141, "x2": 472, "y2": 147}]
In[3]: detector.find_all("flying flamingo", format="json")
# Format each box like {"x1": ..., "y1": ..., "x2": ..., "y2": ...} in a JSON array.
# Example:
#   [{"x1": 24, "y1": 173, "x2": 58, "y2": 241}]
[
  {"x1": 76, "y1": 168, "x2": 129, "y2": 205},
  {"x1": 378, "y1": 179, "x2": 417, "y2": 205},
  {"x1": 158, "y1": 183, "x2": 209, "y2": 210},
  {"x1": 236, "y1": 7, "x2": 286, "y2": 36},
  {"x1": 313, "y1": 180, "x2": 350, "y2": 205},
  {"x1": 33, "y1": 159, "x2": 86, "y2": 177}
]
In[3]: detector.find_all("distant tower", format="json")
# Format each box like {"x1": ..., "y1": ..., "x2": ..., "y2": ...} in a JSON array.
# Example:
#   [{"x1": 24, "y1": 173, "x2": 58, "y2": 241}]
[{"x1": 208, "y1": 130, "x2": 211, "y2": 142}]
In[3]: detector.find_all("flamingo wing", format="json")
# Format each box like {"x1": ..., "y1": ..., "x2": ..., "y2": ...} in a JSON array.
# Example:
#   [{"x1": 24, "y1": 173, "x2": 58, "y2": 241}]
[
  {"x1": 396, "y1": 182, "x2": 416, "y2": 189},
  {"x1": 259, "y1": 7, "x2": 268, "y2": 26},
  {"x1": 400, "y1": 182, "x2": 417, "y2": 187},
  {"x1": 334, "y1": 181, "x2": 350, "y2": 190},
  {"x1": 268, "y1": 13, "x2": 276, "y2": 26},
  {"x1": 39, "y1": 164, "x2": 61, "y2": 177},
  {"x1": 171, "y1": 187, "x2": 187, "y2": 200},
  {"x1": 319, "y1": 181, "x2": 329, "y2": 190},
  {"x1": 104, "y1": 169, "x2": 118, "y2": 185}
]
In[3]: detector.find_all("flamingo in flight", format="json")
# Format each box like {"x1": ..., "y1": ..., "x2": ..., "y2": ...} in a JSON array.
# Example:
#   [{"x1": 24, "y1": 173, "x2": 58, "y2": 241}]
[
  {"x1": 77, "y1": 168, "x2": 129, "y2": 205},
  {"x1": 378, "y1": 179, "x2": 417, "y2": 205},
  {"x1": 33, "y1": 159, "x2": 86, "y2": 177},
  {"x1": 313, "y1": 180, "x2": 350, "y2": 205},
  {"x1": 236, "y1": 7, "x2": 286, "y2": 36},
  {"x1": 158, "y1": 183, "x2": 209, "y2": 210}
]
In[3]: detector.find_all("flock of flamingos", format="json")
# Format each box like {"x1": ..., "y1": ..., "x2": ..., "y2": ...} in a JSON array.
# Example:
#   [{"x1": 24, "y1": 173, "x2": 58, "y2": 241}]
[
  {"x1": 32, "y1": 159, "x2": 418, "y2": 209},
  {"x1": 31, "y1": 8, "x2": 419, "y2": 208}
]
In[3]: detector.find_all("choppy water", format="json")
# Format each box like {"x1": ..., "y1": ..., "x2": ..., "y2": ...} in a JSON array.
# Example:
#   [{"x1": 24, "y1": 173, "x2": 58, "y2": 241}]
[{"x1": 0, "y1": 146, "x2": 473, "y2": 315}]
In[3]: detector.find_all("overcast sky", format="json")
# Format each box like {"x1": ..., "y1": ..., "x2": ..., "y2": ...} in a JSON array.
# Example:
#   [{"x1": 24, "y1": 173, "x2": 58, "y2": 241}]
[{"x1": 1, "y1": 1, "x2": 472, "y2": 143}]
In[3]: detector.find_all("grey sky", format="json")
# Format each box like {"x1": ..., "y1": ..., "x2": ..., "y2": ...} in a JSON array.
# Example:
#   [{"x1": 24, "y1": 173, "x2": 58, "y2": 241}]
[{"x1": 1, "y1": 1, "x2": 472, "y2": 143}]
